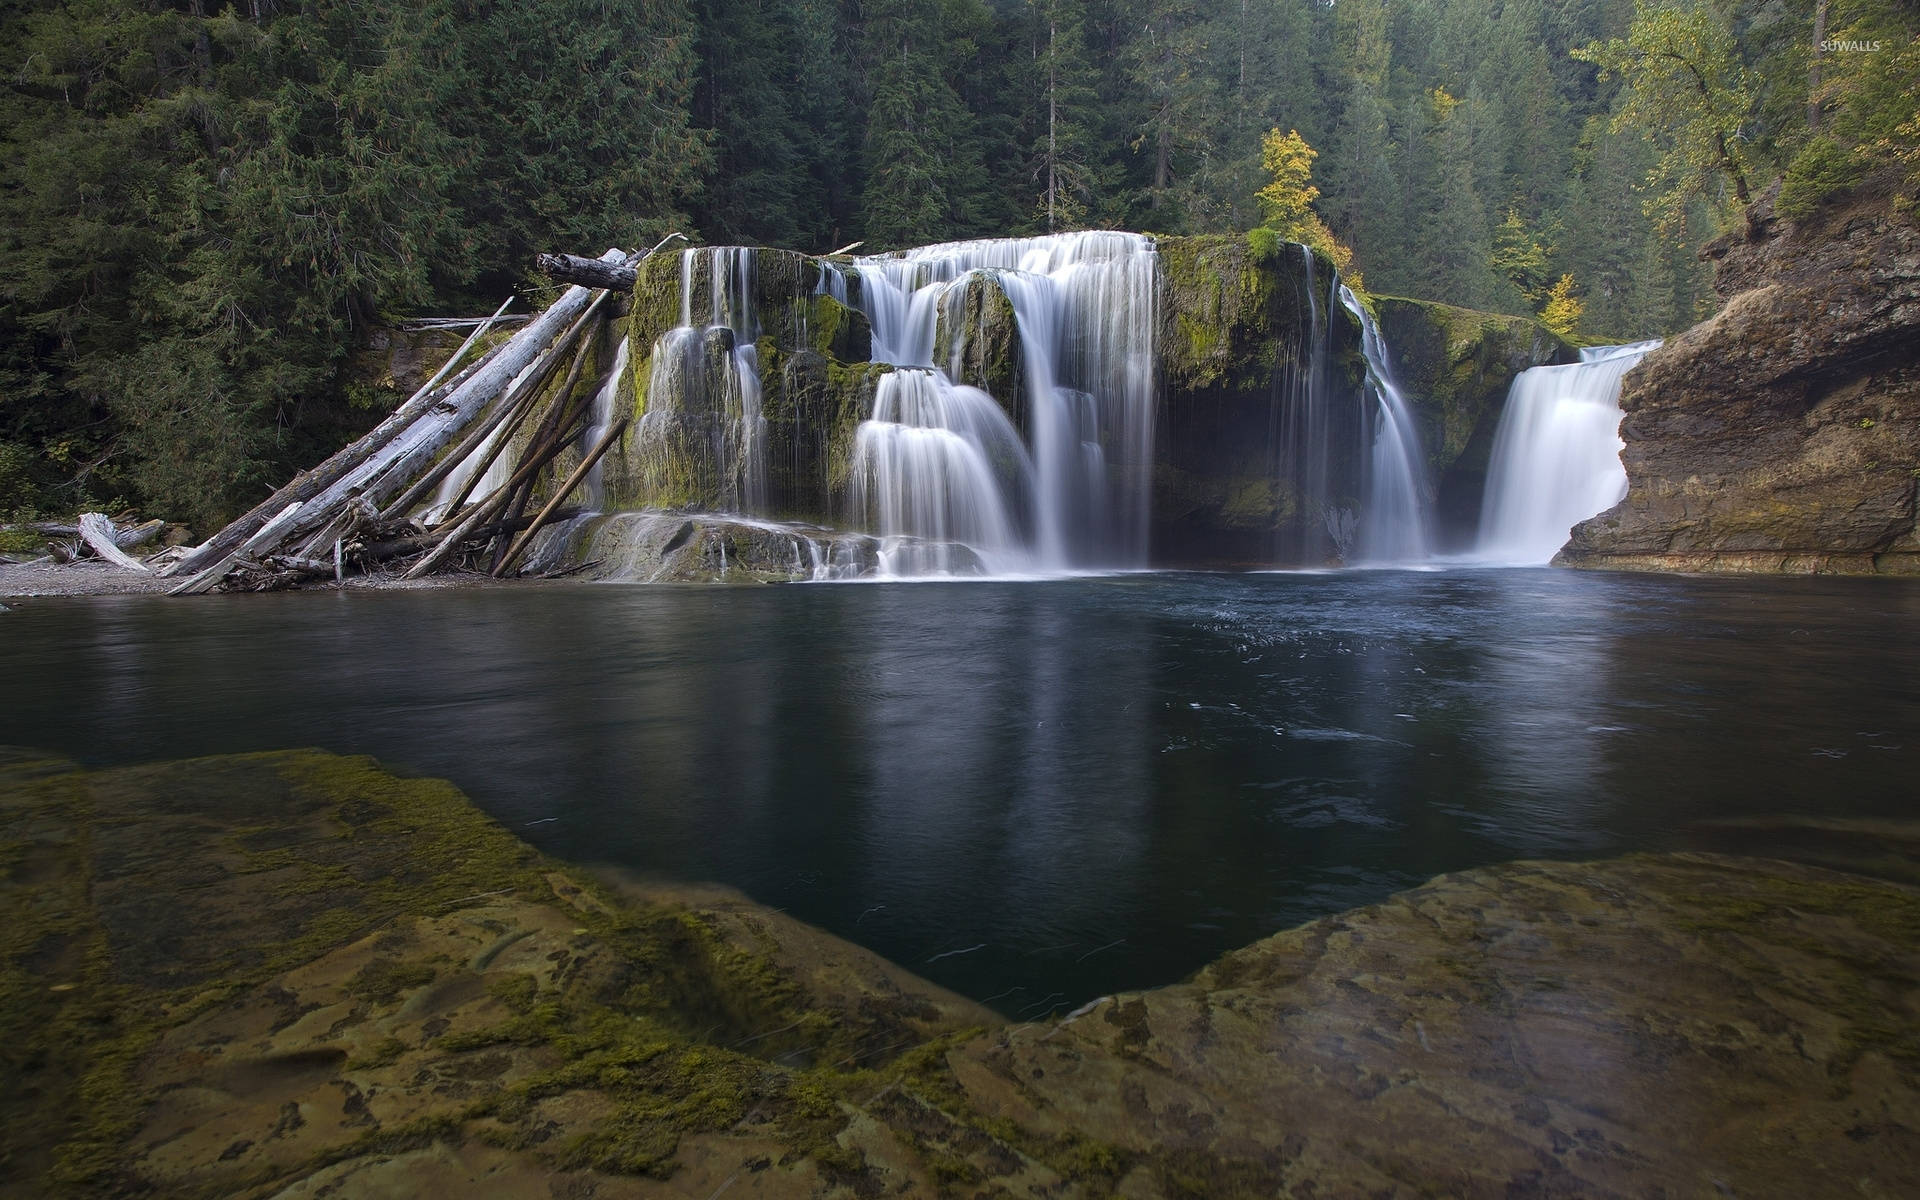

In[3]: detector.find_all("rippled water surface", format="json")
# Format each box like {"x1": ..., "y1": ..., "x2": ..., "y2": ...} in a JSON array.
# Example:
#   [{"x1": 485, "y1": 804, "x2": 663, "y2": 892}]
[{"x1": 3, "y1": 569, "x2": 1916, "y2": 1011}]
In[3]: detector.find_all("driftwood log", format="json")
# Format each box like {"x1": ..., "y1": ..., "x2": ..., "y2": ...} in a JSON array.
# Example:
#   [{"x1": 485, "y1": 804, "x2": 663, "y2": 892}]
[
  {"x1": 77, "y1": 513, "x2": 152, "y2": 571},
  {"x1": 164, "y1": 233, "x2": 681, "y2": 594},
  {"x1": 534, "y1": 231, "x2": 686, "y2": 294},
  {"x1": 536, "y1": 253, "x2": 638, "y2": 293}
]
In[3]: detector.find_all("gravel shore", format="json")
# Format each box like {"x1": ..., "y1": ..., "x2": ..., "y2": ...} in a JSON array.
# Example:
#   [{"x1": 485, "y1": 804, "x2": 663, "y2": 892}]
[{"x1": 0, "y1": 560, "x2": 496, "y2": 600}]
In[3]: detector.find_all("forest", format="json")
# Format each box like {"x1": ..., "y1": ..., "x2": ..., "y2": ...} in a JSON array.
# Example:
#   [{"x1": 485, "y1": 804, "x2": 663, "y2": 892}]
[{"x1": 2, "y1": 0, "x2": 1915, "y2": 529}]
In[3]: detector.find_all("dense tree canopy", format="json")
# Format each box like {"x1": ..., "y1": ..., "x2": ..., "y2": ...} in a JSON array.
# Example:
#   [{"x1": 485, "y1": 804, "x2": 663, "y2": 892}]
[{"x1": 4, "y1": 0, "x2": 1913, "y2": 525}]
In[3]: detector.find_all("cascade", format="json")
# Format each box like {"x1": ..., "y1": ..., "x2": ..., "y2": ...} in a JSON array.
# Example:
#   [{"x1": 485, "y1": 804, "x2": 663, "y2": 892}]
[
  {"x1": 610, "y1": 233, "x2": 1435, "y2": 579},
  {"x1": 633, "y1": 247, "x2": 769, "y2": 513},
  {"x1": 846, "y1": 232, "x2": 1159, "y2": 570},
  {"x1": 849, "y1": 369, "x2": 1036, "y2": 575},
  {"x1": 1270, "y1": 246, "x2": 1340, "y2": 563},
  {"x1": 1339, "y1": 286, "x2": 1433, "y2": 564},
  {"x1": 582, "y1": 336, "x2": 631, "y2": 510},
  {"x1": 1477, "y1": 340, "x2": 1662, "y2": 564}
]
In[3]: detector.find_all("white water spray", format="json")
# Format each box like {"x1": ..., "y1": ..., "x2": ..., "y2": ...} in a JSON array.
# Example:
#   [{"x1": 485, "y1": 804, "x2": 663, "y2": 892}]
[
  {"x1": 1340, "y1": 285, "x2": 1433, "y2": 565},
  {"x1": 1477, "y1": 340, "x2": 1661, "y2": 564}
]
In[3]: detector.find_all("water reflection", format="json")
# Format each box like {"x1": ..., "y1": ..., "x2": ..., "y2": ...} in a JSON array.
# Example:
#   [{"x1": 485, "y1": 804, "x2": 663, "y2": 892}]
[{"x1": 1, "y1": 569, "x2": 1915, "y2": 1010}]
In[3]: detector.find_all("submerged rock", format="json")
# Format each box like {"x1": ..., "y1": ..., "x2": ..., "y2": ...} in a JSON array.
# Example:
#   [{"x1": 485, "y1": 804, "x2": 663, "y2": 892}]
[
  {"x1": 1560, "y1": 180, "x2": 1920, "y2": 574},
  {"x1": 5, "y1": 750, "x2": 1918, "y2": 1196}
]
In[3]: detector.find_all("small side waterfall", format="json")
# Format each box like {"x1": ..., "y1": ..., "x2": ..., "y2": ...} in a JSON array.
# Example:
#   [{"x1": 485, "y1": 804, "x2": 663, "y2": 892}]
[
  {"x1": 1477, "y1": 340, "x2": 1661, "y2": 564},
  {"x1": 1340, "y1": 286, "x2": 1433, "y2": 565},
  {"x1": 634, "y1": 248, "x2": 769, "y2": 513},
  {"x1": 847, "y1": 232, "x2": 1159, "y2": 570}
]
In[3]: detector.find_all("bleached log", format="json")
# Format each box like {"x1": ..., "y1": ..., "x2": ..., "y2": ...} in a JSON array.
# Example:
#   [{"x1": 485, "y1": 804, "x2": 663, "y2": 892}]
[
  {"x1": 167, "y1": 501, "x2": 307, "y2": 596},
  {"x1": 286, "y1": 248, "x2": 631, "y2": 551},
  {"x1": 412, "y1": 292, "x2": 518, "y2": 400},
  {"x1": 7, "y1": 518, "x2": 162, "y2": 548},
  {"x1": 77, "y1": 513, "x2": 151, "y2": 571},
  {"x1": 161, "y1": 347, "x2": 498, "y2": 579}
]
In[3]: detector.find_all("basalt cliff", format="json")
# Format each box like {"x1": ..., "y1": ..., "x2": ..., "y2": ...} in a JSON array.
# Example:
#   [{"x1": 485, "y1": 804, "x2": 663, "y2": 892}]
[{"x1": 1560, "y1": 180, "x2": 1920, "y2": 574}]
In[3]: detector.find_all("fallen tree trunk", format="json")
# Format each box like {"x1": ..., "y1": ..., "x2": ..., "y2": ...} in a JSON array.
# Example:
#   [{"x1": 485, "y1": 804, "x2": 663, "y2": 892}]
[
  {"x1": 160, "y1": 341, "x2": 501, "y2": 580},
  {"x1": 168, "y1": 501, "x2": 307, "y2": 596},
  {"x1": 359, "y1": 508, "x2": 581, "y2": 563},
  {"x1": 291, "y1": 250, "x2": 627, "y2": 535},
  {"x1": 534, "y1": 231, "x2": 685, "y2": 294},
  {"x1": 77, "y1": 513, "x2": 152, "y2": 571},
  {"x1": 536, "y1": 253, "x2": 637, "y2": 293}
]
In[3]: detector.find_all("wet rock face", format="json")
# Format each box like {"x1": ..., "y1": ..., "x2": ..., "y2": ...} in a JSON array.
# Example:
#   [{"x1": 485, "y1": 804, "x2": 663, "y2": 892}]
[
  {"x1": 1562, "y1": 183, "x2": 1920, "y2": 574},
  {"x1": 1151, "y1": 235, "x2": 1369, "y2": 566},
  {"x1": 933, "y1": 271, "x2": 1025, "y2": 427},
  {"x1": 944, "y1": 852, "x2": 1920, "y2": 1198}
]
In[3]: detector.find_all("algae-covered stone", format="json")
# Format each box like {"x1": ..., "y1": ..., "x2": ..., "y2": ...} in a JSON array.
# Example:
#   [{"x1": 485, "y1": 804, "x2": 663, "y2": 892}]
[
  {"x1": 932, "y1": 271, "x2": 1025, "y2": 426},
  {"x1": 7, "y1": 750, "x2": 1920, "y2": 1196},
  {"x1": 0, "y1": 750, "x2": 988, "y2": 1197}
]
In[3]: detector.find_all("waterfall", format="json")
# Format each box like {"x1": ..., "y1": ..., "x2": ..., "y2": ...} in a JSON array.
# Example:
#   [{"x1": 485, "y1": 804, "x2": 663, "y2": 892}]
[
  {"x1": 1268, "y1": 248, "x2": 1343, "y2": 564},
  {"x1": 633, "y1": 247, "x2": 769, "y2": 513},
  {"x1": 1477, "y1": 340, "x2": 1661, "y2": 564},
  {"x1": 847, "y1": 232, "x2": 1159, "y2": 570},
  {"x1": 849, "y1": 369, "x2": 1036, "y2": 575},
  {"x1": 582, "y1": 336, "x2": 631, "y2": 510},
  {"x1": 1339, "y1": 285, "x2": 1433, "y2": 565}
]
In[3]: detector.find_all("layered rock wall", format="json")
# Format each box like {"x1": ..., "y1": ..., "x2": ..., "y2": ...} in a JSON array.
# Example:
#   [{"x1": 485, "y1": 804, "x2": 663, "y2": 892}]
[{"x1": 1561, "y1": 182, "x2": 1920, "y2": 574}]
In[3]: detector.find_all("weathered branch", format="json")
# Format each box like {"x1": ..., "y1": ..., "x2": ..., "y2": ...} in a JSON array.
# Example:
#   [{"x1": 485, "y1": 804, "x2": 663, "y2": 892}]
[
  {"x1": 535, "y1": 231, "x2": 686, "y2": 293},
  {"x1": 77, "y1": 513, "x2": 152, "y2": 572}
]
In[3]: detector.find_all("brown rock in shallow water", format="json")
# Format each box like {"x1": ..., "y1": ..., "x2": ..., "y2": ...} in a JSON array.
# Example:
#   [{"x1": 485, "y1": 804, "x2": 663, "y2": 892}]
[
  {"x1": 3, "y1": 750, "x2": 1917, "y2": 1197},
  {"x1": 1561, "y1": 181, "x2": 1920, "y2": 574}
]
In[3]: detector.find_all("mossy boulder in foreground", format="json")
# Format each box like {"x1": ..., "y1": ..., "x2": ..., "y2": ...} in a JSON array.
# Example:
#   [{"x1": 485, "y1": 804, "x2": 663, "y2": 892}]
[{"x1": 12, "y1": 750, "x2": 1915, "y2": 1196}]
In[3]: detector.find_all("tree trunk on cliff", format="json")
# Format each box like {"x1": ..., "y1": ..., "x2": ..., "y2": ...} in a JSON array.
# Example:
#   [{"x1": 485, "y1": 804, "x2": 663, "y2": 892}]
[{"x1": 1809, "y1": 0, "x2": 1828, "y2": 131}]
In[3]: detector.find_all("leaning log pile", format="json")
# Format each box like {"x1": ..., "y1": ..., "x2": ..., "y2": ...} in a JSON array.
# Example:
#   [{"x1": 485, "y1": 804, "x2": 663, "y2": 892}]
[{"x1": 149, "y1": 241, "x2": 668, "y2": 594}]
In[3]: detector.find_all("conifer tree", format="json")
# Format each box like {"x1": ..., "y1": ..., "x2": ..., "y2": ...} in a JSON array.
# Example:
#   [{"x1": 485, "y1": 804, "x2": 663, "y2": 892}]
[{"x1": 1540, "y1": 273, "x2": 1585, "y2": 337}]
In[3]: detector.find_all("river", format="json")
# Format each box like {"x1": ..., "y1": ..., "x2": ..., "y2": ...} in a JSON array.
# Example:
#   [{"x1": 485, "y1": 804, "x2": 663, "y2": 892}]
[{"x1": 3, "y1": 567, "x2": 1915, "y2": 1013}]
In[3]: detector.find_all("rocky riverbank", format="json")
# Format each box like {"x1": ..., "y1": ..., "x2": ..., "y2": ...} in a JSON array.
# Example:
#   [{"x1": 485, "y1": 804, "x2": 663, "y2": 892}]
[
  {"x1": 4, "y1": 748, "x2": 1915, "y2": 1196},
  {"x1": 1560, "y1": 179, "x2": 1919, "y2": 575}
]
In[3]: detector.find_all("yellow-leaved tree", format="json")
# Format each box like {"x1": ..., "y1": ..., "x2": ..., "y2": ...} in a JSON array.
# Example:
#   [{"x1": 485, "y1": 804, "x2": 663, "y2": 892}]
[
  {"x1": 1540, "y1": 274, "x2": 1585, "y2": 338},
  {"x1": 1254, "y1": 128, "x2": 1362, "y2": 291}
]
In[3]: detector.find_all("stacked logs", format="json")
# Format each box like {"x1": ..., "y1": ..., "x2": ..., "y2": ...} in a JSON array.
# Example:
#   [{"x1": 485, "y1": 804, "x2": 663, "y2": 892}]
[{"x1": 161, "y1": 237, "x2": 678, "y2": 595}]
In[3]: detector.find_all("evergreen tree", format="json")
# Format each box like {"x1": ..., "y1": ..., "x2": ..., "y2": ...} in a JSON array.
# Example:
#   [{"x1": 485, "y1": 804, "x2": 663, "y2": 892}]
[{"x1": 1026, "y1": 0, "x2": 1103, "y2": 230}]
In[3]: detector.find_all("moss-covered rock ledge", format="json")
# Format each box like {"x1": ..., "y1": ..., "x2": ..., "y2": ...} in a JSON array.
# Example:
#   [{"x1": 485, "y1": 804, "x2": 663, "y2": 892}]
[{"x1": 5, "y1": 749, "x2": 1918, "y2": 1197}]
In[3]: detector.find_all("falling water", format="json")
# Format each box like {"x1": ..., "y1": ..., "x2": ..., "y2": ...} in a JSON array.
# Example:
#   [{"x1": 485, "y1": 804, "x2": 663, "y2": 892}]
[
  {"x1": 849, "y1": 369, "x2": 1036, "y2": 575},
  {"x1": 582, "y1": 336, "x2": 631, "y2": 510},
  {"x1": 1477, "y1": 340, "x2": 1662, "y2": 564},
  {"x1": 847, "y1": 232, "x2": 1159, "y2": 570},
  {"x1": 1339, "y1": 286, "x2": 1433, "y2": 564},
  {"x1": 1269, "y1": 247, "x2": 1343, "y2": 563},
  {"x1": 634, "y1": 247, "x2": 769, "y2": 513}
]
